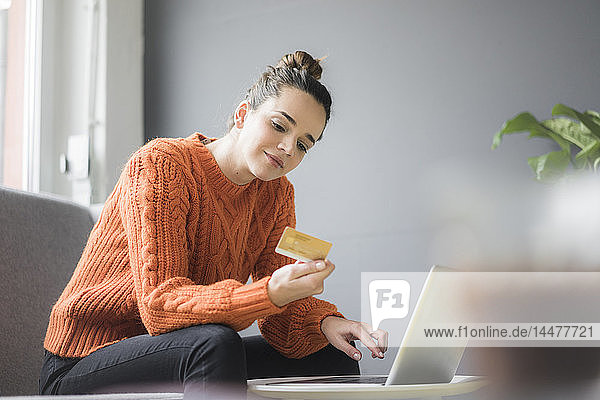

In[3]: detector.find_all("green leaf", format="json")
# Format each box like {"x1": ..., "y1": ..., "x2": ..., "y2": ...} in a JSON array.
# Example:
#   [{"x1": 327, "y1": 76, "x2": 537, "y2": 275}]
[
  {"x1": 584, "y1": 110, "x2": 600, "y2": 126},
  {"x1": 527, "y1": 150, "x2": 570, "y2": 182},
  {"x1": 552, "y1": 104, "x2": 600, "y2": 141},
  {"x1": 574, "y1": 141, "x2": 600, "y2": 168},
  {"x1": 492, "y1": 112, "x2": 570, "y2": 154},
  {"x1": 541, "y1": 118, "x2": 597, "y2": 150},
  {"x1": 492, "y1": 112, "x2": 541, "y2": 149}
]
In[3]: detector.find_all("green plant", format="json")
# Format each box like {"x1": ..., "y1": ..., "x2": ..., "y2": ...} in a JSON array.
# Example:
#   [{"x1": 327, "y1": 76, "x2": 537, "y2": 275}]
[{"x1": 492, "y1": 104, "x2": 600, "y2": 182}]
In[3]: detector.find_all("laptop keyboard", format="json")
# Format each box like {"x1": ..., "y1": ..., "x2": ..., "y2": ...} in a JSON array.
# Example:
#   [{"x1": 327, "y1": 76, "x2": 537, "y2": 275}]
[{"x1": 267, "y1": 376, "x2": 387, "y2": 385}]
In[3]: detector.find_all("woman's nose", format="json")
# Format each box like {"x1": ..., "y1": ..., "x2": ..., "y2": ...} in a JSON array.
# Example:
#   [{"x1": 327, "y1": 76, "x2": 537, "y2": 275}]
[{"x1": 277, "y1": 138, "x2": 294, "y2": 156}]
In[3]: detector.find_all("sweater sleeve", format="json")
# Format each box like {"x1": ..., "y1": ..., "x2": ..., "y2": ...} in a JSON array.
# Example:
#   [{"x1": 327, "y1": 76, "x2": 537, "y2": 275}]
[
  {"x1": 252, "y1": 182, "x2": 345, "y2": 359},
  {"x1": 119, "y1": 147, "x2": 284, "y2": 335}
]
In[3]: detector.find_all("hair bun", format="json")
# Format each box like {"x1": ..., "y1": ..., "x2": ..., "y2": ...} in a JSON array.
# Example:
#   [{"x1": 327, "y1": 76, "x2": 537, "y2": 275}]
[{"x1": 276, "y1": 50, "x2": 324, "y2": 80}]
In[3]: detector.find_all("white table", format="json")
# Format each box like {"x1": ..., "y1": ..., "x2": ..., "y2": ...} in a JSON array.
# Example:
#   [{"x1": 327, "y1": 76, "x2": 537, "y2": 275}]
[{"x1": 248, "y1": 375, "x2": 487, "y2": 400}]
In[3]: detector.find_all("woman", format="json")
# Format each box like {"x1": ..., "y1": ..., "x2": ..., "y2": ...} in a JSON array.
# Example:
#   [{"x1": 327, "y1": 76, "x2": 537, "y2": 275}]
[{"x1": 40, "y1": 51, "x2": 388, "y2": 398}]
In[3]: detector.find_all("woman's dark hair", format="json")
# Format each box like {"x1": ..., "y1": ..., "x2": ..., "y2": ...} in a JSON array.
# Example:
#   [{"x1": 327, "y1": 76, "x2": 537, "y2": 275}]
[{"x1": 228, "y1": 50, "x2": 332, "y2": 136}]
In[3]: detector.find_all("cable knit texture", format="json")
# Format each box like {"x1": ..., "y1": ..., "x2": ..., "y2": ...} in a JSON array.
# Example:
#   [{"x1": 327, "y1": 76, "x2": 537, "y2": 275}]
[{"x1": 44, "y1": 133, "x2": 343, "y2": 359}]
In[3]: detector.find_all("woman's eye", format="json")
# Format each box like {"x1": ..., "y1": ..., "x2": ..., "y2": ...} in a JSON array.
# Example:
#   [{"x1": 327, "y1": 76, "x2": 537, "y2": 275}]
[
  {"x1": 297, "y1": 141, "x2": 308, "y2": 153},
  {"x1": 271, "y1": 121, "x2": 285, "y2": 132}
]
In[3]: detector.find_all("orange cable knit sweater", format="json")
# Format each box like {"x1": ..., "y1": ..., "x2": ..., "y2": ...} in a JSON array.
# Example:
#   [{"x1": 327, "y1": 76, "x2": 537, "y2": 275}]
[{"x1": 44, "y1": 132, "x2": 343, "y2": 359}]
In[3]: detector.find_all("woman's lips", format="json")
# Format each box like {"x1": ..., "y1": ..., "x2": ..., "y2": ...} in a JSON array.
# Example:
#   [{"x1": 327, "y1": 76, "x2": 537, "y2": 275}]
[{"x1": 265, "y1": 152, "x2": 284, "y2": 169}]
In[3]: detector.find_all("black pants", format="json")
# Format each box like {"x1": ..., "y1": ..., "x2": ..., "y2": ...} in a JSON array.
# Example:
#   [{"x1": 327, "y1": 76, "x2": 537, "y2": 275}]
[{"x1": 40, "y1": 324, "x2": 359, "y2": 399}]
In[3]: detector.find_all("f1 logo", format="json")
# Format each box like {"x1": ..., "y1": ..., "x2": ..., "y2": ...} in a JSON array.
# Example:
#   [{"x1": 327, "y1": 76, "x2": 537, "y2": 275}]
[{"x1": 369, "y1": 280, "x2": 410, "y2": 330}]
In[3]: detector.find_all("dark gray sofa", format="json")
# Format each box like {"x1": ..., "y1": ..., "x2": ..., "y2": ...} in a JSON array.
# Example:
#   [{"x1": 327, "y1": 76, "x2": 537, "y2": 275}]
[
  {"x1": 0, "y1": 185, "x2": 95, "y2": 396},
  {"x1": 0, "y1": 186, "x2": 183, "y2": 399}
]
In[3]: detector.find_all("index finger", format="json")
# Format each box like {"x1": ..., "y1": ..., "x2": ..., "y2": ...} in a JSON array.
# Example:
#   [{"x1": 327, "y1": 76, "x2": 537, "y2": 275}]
[
  {"x1": 370, "y1": 329, "x2": 388, "y2": 354},
  {"x1": 353, "y1": 324, "x2": 383, "y2": 358}
]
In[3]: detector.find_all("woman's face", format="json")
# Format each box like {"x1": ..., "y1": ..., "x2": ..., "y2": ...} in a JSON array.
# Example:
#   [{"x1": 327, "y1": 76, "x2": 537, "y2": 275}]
[{"x1": 237, "y1": 86, "x2": 327, "y2": 181}]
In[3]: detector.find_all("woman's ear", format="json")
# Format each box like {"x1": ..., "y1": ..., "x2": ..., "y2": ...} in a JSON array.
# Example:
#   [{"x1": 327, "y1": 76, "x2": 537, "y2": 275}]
[{"x1": 234, "y1": 101, "x2": 249, "y2": 129}]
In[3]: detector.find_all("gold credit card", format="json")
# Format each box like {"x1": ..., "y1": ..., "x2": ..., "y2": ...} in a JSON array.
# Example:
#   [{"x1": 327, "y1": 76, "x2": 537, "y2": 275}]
[{"x1": 275, "y1": 226, "x2": 332, "y2": 262}]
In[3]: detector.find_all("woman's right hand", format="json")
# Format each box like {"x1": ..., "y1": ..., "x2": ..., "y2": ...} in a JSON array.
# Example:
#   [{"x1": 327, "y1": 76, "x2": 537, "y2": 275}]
[{"x1": 267, "y1": 260, "x2": 335, "y2": 307}]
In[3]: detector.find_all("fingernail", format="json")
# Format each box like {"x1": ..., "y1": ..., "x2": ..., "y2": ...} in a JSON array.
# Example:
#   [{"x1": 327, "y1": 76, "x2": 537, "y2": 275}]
[
  {"x1": 316, "y1": 261, "x2": 325, "y2": 270},
  {"x1": 353, "y1": 353, "x2": 361, "y2": 360},
  {"x1": 379, "y1": 352, "x2": 384, "y2": 357}
]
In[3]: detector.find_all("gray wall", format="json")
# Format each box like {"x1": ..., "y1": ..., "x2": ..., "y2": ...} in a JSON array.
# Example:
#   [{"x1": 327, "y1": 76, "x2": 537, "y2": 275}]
[{"x1": 144, "y1": 0, "x2": 600, "y2": 374}]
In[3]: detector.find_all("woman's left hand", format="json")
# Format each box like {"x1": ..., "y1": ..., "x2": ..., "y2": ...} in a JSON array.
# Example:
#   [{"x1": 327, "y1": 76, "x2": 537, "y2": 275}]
[{"x1": 321, "y1": 316, "x2": 388, "y2": 361}]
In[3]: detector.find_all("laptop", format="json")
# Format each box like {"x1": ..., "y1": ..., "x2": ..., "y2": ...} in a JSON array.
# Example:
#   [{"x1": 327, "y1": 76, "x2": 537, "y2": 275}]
[{"x1": 249, "y1": 266, "x2": 485, "y2": 396}]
